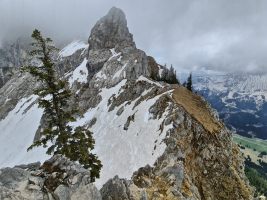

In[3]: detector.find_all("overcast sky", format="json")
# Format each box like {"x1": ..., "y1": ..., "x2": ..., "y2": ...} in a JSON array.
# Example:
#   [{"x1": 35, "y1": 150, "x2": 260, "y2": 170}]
[{"x1": 1, "y1": 0, "x2": 267, "y2": 73}]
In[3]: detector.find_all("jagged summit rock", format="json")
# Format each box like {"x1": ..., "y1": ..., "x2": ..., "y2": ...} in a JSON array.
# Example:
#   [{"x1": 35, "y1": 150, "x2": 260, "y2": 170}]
[
  {"x1": 88, "y1": 7, "x2": 135, "y2": 51},
  {"x1": 87, "y1": 7, "x2": 150, "y2": 87}
]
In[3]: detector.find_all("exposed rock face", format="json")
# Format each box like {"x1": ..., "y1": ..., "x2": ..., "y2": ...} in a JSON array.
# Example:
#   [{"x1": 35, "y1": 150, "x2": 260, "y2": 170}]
[
  {"x1": 0, "y1": 72, "x2": 36, "y2": 120},
  {"x1": 0, "y1": 39, "x2": 28, "y2": 88},
  {"x1": 87, "y1": 7, "x2": 149, "y2": 88},
  {"x1": 0, "y1": 67, "x2": 16, "y2": 88},
  {"x1": 88, "y1": 7, "x2": 135, "y2": 51},
  {"x1": 0, "y1": 155, "x2": 101, "y2": 200},
  {"x1": 101, "y1": 175, "x2": 147, "y2": 200},
  {"x1": 0, "y1": 7, "x2": 254, "y2": 200}
]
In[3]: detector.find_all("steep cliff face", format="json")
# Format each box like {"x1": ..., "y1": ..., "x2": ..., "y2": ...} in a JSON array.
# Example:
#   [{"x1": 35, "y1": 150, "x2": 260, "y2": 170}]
[
  {"x1": 0, "y1": 7, "x2": 253, "y2": 199},
  {"x1": 0, "y1": 39, "x2": 28, "y2": 88},
  {"x1": 88, "y1": 7, "x2": 136, "y2": 51}
]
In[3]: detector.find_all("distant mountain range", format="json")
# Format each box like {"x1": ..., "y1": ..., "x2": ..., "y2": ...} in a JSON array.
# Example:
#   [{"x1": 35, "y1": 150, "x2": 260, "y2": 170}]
[{"x1": 193, "y1": 72, "x2": 267, "y2": 139}]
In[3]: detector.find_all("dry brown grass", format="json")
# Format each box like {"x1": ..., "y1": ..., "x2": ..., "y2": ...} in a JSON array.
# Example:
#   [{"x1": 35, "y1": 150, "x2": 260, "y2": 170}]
[{"x1": 172, "y1": 86, "x2": 223, "y2": 134}]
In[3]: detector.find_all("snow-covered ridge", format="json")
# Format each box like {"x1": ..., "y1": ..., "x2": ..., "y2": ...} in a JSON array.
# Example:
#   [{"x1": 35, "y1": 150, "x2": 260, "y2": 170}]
[
  {"x1": 59, "y1": 40, "x2": 88, "y2": 57},
  {"x1": 137, "y1": 75, "x2": 163, "y2": 88}
]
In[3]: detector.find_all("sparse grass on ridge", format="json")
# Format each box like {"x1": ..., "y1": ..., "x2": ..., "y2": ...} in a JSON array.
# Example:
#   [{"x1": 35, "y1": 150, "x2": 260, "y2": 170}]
[{"x1": 172, "y1": 86, "x2": 223, "y2": 134}]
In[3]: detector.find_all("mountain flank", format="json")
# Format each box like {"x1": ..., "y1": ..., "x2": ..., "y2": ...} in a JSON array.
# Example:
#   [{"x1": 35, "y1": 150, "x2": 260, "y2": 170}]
[{"x1": 0, "y1": 7, "x2": 254, "y2": 200}]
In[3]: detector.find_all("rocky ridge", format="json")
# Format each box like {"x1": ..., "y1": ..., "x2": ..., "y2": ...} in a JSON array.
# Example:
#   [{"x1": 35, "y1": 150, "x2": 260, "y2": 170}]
[{"x1": 0, "y1": 7, "x2": 254, "y2": 199}]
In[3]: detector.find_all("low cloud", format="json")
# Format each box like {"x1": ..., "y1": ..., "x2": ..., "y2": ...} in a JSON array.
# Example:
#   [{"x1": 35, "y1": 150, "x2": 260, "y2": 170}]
[{"x1": 0, "y1": 0, "x2": 267, "y2": 73}]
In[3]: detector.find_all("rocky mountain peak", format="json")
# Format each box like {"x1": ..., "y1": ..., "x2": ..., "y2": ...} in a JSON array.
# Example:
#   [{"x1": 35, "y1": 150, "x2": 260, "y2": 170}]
[
  {"x1": 87, "y1": 7, "x2": 151, "y2": 87},
  {"x1": 0, "y1": 7, "x2": 254, "y2": 200},
  {"x1": 88, "y1": 7, "x2": 135, "y2": 51}
]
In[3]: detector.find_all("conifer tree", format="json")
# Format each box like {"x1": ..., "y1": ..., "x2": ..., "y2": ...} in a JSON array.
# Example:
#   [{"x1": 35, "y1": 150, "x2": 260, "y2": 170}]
[
  {"x1": 160, "y1": 64, "x2": 179, "y2": 84},
  {"x1": 186, "y1": 73, "x2": 193, "y2": 91},
  {"x1": 22, "y1": 29, "x2": 102, "y2": 181},
  {"x1": 168, "y1": 65, "x2": 179, "y2": 84},
  {"x1": 161, "y1": 64, "x2": 168, "y2": 81}
]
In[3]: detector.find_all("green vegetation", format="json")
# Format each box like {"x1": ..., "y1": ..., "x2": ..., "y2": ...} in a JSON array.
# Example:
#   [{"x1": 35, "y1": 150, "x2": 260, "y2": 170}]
[
  {"x1": 245, "y1": 166, "x2": 267, "y2": 196},
  {"x1": 233, "y1": 134, "x2": 267, "y2": 197},
  {"x1": 182, "y1": 72, "x2": 193, "y2": 91},
  {"x1": 22, "y1": 29, "x2": 102, "y2": 181},
  {"x1": 233, "y1": 134, "x2": 267, "y2": 153},
  {"x1": 160, "y1": 64, "x2": 179, "y2": 84}
]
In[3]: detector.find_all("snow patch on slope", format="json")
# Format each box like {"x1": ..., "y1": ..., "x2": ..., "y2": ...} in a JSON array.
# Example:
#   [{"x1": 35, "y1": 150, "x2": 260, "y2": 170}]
[
  {"x1": 59, "y1": 41, "x2": 88, "y2": 57},
  {"x1": 137, "y1": 75, "x2": 163, "y2": 88},
  {"x1": 95, "y1": 71, "x2": 107, "y2": 79},
  {"x1": 72, "y1": 80, "x2": 171, "y2": 187},
  {"x1": 158, "y1": 65, "x2": 163, "y2": 78},
  {"x1": 113, "y1": 63, "x2": 128, "y2": 79},
  {"x1": 69, "y1": 58, "x2": 88, "y2": 86},
  {"x1": 108, "y1": 48, "x2": 122, "y2": 61},
  {"x1": 0, "y1": 95, "x2": 48, "y2": 168}
]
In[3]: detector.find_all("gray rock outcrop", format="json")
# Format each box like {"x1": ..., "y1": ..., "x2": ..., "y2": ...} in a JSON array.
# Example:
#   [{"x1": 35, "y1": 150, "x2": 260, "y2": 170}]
[
  {"x1": 0, "y1": 155, "x2": 101, "y2": 200},
  {"x1": 0, "y1": 39, "x2": 28, "y2": 88},
  {"x1": 86, "y1": 7, "x2": 150, "y2": 88},
  {"x1": 88, "y1": 7, "x2": 135, "y2": 51}
]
